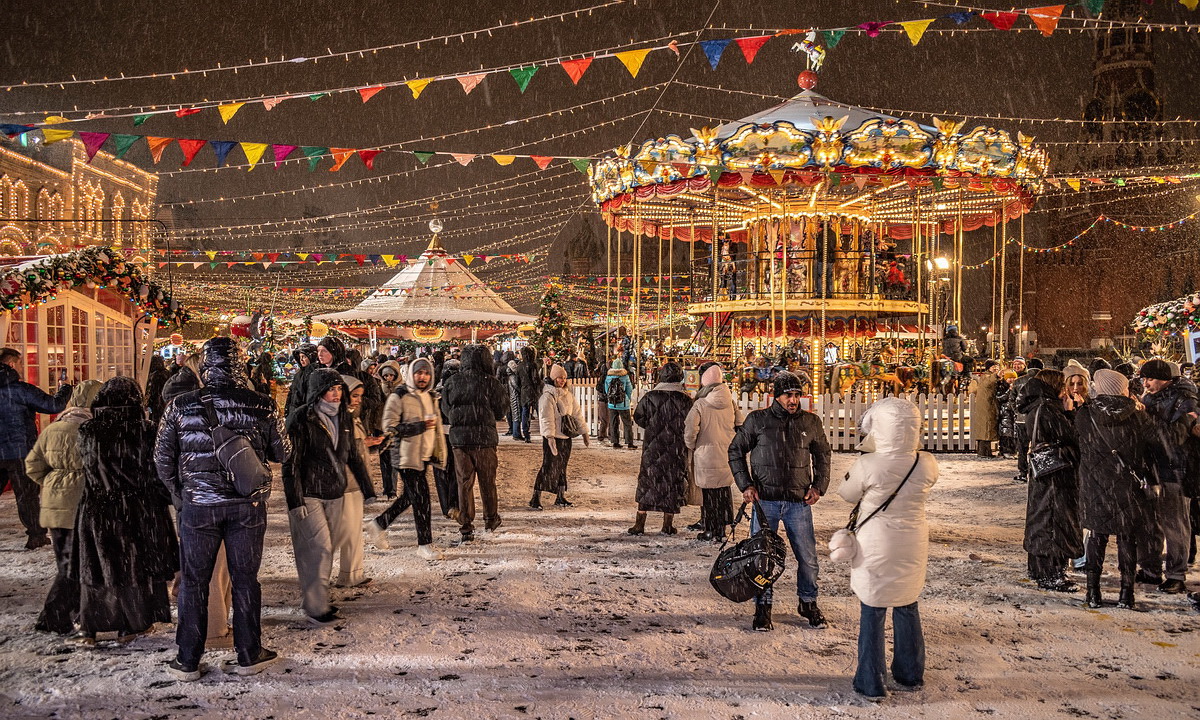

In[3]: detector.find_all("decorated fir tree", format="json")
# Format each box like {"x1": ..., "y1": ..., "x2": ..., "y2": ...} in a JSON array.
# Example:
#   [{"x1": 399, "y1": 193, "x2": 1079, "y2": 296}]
[{"x1": 530, "y1": 284, "x2": 572, "y2": 358}]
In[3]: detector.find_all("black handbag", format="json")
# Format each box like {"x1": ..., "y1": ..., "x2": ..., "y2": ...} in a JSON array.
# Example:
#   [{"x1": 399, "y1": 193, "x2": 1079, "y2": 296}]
[
  {"x1": 709, "y1": 501, "x2": 787, "y2": 603},
  {"x1": 200, "y1": 393, "x2": 271, "y2": 497},
  {"x1": 1029, "y1": 405, "x2": 1071, "y2": 479},
  {"x1": 559, "y1": 413, "x2": 582, "y2": 438}
]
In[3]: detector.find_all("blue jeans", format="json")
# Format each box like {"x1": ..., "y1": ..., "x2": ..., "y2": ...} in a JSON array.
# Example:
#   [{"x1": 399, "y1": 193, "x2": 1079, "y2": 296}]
[
  {"x1": 751, "y1": 499, "x2": 819, "y2": 604},
  {"x1": 176, "y1": 502, "x2": 267, "y2": 667},
  {"x1": 854, "y1": 601, "x2": 925, "y2": 697},
  {"x1": 517, "y1": 404, "x2": 533, "y2": 441}
]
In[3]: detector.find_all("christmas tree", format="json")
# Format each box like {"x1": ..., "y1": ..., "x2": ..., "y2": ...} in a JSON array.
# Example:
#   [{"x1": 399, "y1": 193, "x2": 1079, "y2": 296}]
[{"x1": 530, "y1": 284, "x2": 571, "y2": 358}]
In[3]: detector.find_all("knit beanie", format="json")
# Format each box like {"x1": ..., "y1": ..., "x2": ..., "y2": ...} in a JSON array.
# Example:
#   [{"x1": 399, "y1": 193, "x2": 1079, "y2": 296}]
[
  {"x1": 773, "y1": 371, "x2": 805, "y2": 397},
  {"x1": 1140, "y1": 358, "x2": 1174, "y2": 381},
  {"x1": 1093, "y1": 369, "x2": 1129, "y2": 397},
  {"x1": 701, "y1": 364, "x2": 724, "y2": 386},
  {"x1": 549, "y1": 364, "x2": 568, "y2": 381}
]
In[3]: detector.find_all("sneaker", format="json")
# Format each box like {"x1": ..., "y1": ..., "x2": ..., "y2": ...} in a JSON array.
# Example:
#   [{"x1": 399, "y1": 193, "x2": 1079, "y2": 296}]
[
  {"x1": 553, "y1": 498, "x2": 573, "y2": 507},
  {"x1": 415, "y1": 544, "x2": 442, "y2": 561},
  {"x1": 233, "y1": 648, "x2": 280, "y2": 676},
  {"x1": 167, "y1": 658, "x2": 205, "y2": 682},
  {"x1": 752, "y1": 603, "x2": 773, "y2": 632},
  {"x1": 1135, "y1": 569, "x2": 1164, "y2": 585},
  {"x1": 1158, "y1": 579, "x2": 1187, "y2": 594},
  {"x1": 1012, "y1": 475, "x2": 1027, "y2": 484},
  {"x1": 363, "y1": 519, "x2": 390, "y2": 550},
  {"x1": 798, "y1": 601, "x2": 828, "y2": 629},
  {"x1": 307, "y1": 609, "x2": 342, "y2": 626}
]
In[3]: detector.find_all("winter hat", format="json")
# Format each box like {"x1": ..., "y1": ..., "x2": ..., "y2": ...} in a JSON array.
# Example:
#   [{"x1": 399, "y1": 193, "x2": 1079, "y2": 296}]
[
  {"x1": 1093, "y1": 369, "x2": 1129, "y2": 397},
  {"x1": 611, "y1": 358, "x2": 624, "y2": 370},
  {"x1": 1011, "y1": 357, "x2": 1027, "y2": 369},
  {"x1": 1062, "y1": 364, "x2": 1088, "y2": 381},
  {"x1": 773, "y1": 370, "x2": 806, "y2": 397},
  {"x1": 318, "y1": 336, "x2": 347, "y2": 367},
  {"x1": 1027, "y1": 358, "x2": 1044, "y2": 370},
  {"x1": 549, "y1": 364, "x2": 568, "y2": 381},
  {"x1": 1113, "y1": 362, "x2": 1135, "y2": 379},
  {"x1": 1088, "y1": 358, "x2": 1112, "y2": 376},
  {"x1": 1167, "y1": 361, "x2": 1181, "y2": 378},
  {"x1": 341, "y1": 374, "x2": 363, "y2": 394},
  {"x1": 1140, "y1": 358, "x2": 1174, "y2": 381},
  {"x1": 701, "y1": 364, "x2": 724, "y2": 386}
]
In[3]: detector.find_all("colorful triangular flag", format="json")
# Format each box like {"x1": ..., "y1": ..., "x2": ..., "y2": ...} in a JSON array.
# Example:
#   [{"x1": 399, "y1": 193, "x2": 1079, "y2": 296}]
[
  {"x1": 509, "y1": 66, "x2": 538, "y2": 93},
  {"x1": 133, "y1": 114, "x2": 151, "y2": 126},
  {"x1": 1026, "y1": 5, "x2": 1065, "y2": 36},
  {"x1": 112, "y1": 134, "x2": 141, "y2": 159},
  {"x1": 301, "y1": 146, "x2": 327, "y2": 171},
  {"x1": 329, "y1": 148, "x2": 354, "y2": 172},
  {"x1": 451, "y1": 153, "x2": 475, "y2": 166},
  {"x1": 175, "y1": 108, "x2": 202, "y2": 118},
  {"x1": 571, "y1": 158, "x2": 590, "y2": 174},
  {"x1": 530, "y1": 155, "x2": 554, "y2": 170},
  {"x1": 78, "y1": 132, "x2": 110, "y2": 162},
  {"x1": 821, "y1": 30, "x2": 846, "y2": 48},
  {"x1": 492, "y1": 154, "x2": 516, "y2": 166},
  {"x1": 146, "y1": 137, "x2": 174, "y2": 164},
  {"x1": 899, "y1": 19, "x2": 935, "y2": 45},
  {"x1": 240, "y1": 142, "x2": 268, "y2": 170},
  {"x1": 178, "y1": 139, "x2": 207, "y2": 167},
  {"x1": 262, "y1": 97, "x2": 284, "y2": 111},
  {"x1": 217, "y1": 102, "x2": 245, "y2": 124},
  {"x1": 357, "y1": 149, "x2": 382, "y2": 170},
  {"x1": 699, "y1": 39, "x2": 731, "y2": 69},
  {"x1": 980, "y1": 11, "x2": 1019, "y2": 30},
  {"x1": 413, "y1": 151, "x2": 435, "y2": 164},
  {"x1": 734, "y1": 35, "x2": 771, "y2": 63},
  {"x1": 615, "y1": 49, "x2": 651, "y2": 77},
  {"x1": 272, "y1": 144, "x2": 298, "y2": 168},
  {"x1": 406, "y1": 79, "x2": 431, "y2": 99},
  {"x1": 358, "y1": 86, "x2": 386, "y2": 103},
  {"x1": 560, "y1": 57, "x2": 592, "y2": 85},
  {"x1": 457, "y1": 74, "x2": 486, "y2": 94},
  {"x1": 857, "y1": 21, "x2": 892, "y2": 37}
]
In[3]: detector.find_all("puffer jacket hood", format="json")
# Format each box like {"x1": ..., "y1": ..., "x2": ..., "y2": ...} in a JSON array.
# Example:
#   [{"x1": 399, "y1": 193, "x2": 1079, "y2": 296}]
[
  {"x1": 857, "y1": 397, "x2": 922, "y2": 453},
  {"x1": 304, "y1": 368, "x2": 346, "y2": 407},
  {"x1": 69, "y1": 379, "x2": 103, "y2": 409},
  {"x1": 406, "y1": 357, "x2": 435, "y2": 392},
  {"x1": 293, "y1": 343, "x2": 318, "y2": 366},
  {"x1": 199, "y1": 337, "x2": 247, "y2": 389},
  {"x1": 318, "y1": 336, "x2": 347, "y2": 367},
  {"x1": 463, "y1": 344, "x2": 495, "y2": 374},
  {"x1": 377, "y1": 360, "x2": 402, "y2": 382},
  {"x1": 1090, "y1": 394, "x2": 1138, "y2": 424}
]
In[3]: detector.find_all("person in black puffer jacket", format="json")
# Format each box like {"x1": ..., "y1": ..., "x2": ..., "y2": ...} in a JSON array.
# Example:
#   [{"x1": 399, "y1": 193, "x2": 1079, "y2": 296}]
[
  {"x1": 284, "y1": 343, "x2": 319, "y2": 419},
  {"x1": 513, "y1": 346, "x2": 542, "y2": 442},
  {"x1": 441, "y1": 345, "x2": 508, "y2": 541},
  {"x1": 1008, "y1": 357, "x2": 1044, "y2": 483},
  {"x1": 284, "y1": 368, "x2": 373, "y2": 624},
  {"x1": 154, "y1": 337, "x2": 288, "y2": 680},
  {"x1": 628, "y1": 362, "x2": 693, "y2": 536}
]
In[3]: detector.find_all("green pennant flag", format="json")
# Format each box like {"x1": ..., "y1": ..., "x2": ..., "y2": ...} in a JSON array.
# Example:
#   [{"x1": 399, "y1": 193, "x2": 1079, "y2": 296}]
[
  {"x1": 820, "y1": 30, "x2": 846, "y2": 48},
  {"x1": 509, "y1": 66, "x2": 538, "y2": 93},
  {"x1": 570, "y1": 158, "x2": 590, "y2": 174},
  {"x1": 932, "y1": 176, "x2": 945, "y2": 190},
  {"x1": 309, "y1": 93, "x2": 328, "y2": 101},
  {"x1": 301, "y1": 146, "x2": 328, "y2": 171},
  {"x1": 132, "y1": 114, "x2": 151, "y2": 126},
  {"x1": 1083, "y1": 0, "x2": 1105, "y2": 15},
  {"x1": 413, "y1": 151, "x2": 435, "y2": 164},
  {"x1": 1114, "y1": 178, "x2": 1126, "y2": 186},
  {"x1": 112, "y1": 134, "x2": 142, "y2": 159},
  {"x1": 706, "y1": 165, "x2": 723, "y2": 183},
  {"x1": 828, "y1": 173, "x2": 841, "y2": 188},
  {"x1": 210, "y1": 262, "x2": 218, "y2": 269}
]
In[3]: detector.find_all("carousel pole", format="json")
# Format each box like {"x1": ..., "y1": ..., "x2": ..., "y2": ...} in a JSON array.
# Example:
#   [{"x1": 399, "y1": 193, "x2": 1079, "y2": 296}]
[
  {"x1": 819, "y1": 217, "x2": 829, "y2": 396},
  {"x1": 998, "y1": 205, "x2": 1008, "y2": 361},
  {"x1": 1017, "y1": 208, "x2": 1026, "y2": 356},
  {"x1": 710, "y1": 181, "x2": 719, "y2": 363},
  {"x1": 955, "y1": 188, "x2": 964, "y2": 328},
  {"x1": 990, "y1": 219, "x2": 999, "y2": 358},
  {"x1": 605, "y1": 222, "x2": 612, "y2": 363},
  {"x1": 668, "y1": 209, "x2": 675, "y2": 355},
  {"x1": 657, "y1": 222, "x2": 664, "y2": 350},
  {"x1": 632, "y1": 207, "x2": 643, "y2": 387},
  {"x1": 688, "y1": 209, "x2": 696, "y2": 353}
]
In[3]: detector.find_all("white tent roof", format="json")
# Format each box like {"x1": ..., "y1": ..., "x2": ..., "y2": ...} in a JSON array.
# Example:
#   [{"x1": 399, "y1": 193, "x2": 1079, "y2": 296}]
[
  {"x1": 710, "y1": 90, "x2": 933, "y2": 138},
  {"x1": 314, "y1": 237, "x2": 535, "y2": 326}
]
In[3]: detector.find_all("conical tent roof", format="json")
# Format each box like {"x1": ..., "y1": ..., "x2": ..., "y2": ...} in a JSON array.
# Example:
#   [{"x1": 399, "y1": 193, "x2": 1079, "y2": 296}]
[
  {"x1": 315, "y1": 236, "x2": 535, "y2": 326},
  {"x1": 708, "y1": 89, "x2": 931, "y2": 138}
]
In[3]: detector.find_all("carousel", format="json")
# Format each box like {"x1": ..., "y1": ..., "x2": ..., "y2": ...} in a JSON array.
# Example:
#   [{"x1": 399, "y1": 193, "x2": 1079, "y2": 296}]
[{"x1": 588, "y1": 73, "x2": 1047, "y2": 395}]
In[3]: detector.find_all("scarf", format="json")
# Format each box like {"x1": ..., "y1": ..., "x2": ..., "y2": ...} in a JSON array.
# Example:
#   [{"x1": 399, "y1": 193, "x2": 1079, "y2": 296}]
[{"x1": 317, "y1": 399, "x2": 340, "y2": 447}]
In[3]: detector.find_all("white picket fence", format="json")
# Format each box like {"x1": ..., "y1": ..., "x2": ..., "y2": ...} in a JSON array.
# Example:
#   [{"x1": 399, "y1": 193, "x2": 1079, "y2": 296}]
[{"x1": 568, "y1": 380, "x2": 976, "y2": 452}]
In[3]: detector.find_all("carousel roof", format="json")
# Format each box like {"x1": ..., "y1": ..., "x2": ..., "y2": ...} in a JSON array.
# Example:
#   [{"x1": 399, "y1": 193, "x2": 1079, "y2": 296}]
[
  {"x1": 708, "y1": 90, "x2": 932, "y2": 138},
  {"x1": 313, "y1": 236, "x2": 535, "y2": 327}
]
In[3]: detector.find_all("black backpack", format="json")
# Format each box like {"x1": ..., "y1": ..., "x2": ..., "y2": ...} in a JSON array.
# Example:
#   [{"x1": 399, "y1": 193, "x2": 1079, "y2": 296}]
[
  {"x1": 605, "y1": 375, "x2": 627, "y2": 406},
  {"x1": 709, "y1": 502, "x2": 787, "y2": 603},
  {"x1": 199, "y1": 393, "x2": 271, "y2": 497}
]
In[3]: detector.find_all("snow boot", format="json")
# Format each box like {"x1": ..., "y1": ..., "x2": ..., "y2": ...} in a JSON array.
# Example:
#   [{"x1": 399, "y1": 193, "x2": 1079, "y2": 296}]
[
  {"x1": 627, "y1": 511, "x2": 646, "y2": 536},
  {"x1": 1085, "y1": 571, "x2": 1102, "y2": 608},
  {"x1": 660, "y1": 514, "x2": 677, "y2": 535},
  {"x1": 798, "y1": 601, "x2": 828, "y2": 629},
  {"x1": 1117, "y1": 579, "x2": 1135, "y2": 609},
  {"x1": 752, "y1": 603, "x2": 773, "y2": 632}
]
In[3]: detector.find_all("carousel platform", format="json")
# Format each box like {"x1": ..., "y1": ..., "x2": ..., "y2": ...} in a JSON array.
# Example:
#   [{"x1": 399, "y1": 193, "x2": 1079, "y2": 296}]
[{"x1": 688, "y1": 296, "x2": 927, "y2": 316}]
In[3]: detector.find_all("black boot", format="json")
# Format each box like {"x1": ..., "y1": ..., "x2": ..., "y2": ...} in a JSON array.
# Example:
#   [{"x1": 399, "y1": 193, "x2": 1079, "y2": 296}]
[
  {"x1": 660, "y1": 513, "x2": 677, "y2": 535},
  {"x1": 1085, "y1": 571, "x2": 1102, "y2": 609},
  {"x1": 752, "y1": 603, "x2": 773, "y2": 632},
  {"x1": 798, "y1": 601, "x2": 828, "y2": 629},
  {"x1": 1117, "y1": 579, "x2": 1135, "y2": 609},
  {"x1": 528, "y1": 492, "x2": 543, "y2": 511}
]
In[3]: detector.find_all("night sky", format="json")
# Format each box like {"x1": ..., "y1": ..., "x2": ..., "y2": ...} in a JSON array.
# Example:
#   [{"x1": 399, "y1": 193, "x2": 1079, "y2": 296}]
[{"x1": 2, "y1": 0, "x2": 1198, "y2": 312}]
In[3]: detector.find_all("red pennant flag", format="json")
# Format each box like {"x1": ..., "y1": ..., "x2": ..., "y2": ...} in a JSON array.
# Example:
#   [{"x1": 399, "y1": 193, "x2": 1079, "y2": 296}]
[
  {"x1": 267, "y1": 253, "x2": 280, "y2": 263},
  {"x1": 354, "y1": 254, "x2": 366, "y2": 265},
  {"x1": 145, "y1": 137, "x2": 174, "y2": 164},
  {"x1": 734, "y1": 35, "x2": 771, "y2": 64},
  {"x1": 530, "y1": 155, "x2": 554, "y2": 170},
  {"x1": 1027, "y1": 5, "x2": 1065, "y2": 36},
  {"x1": 358, "y1": 86, "x2": 385, "y2": 103},
  {"x1": 357, "y1": 149, "x2": 382, "y2": 169},
  {"x1": 174, "y1": 108, "x2": 202, "y2": 118},
  {"x1": 980, "y1": 11, "x2": 1019, "y2": 30},
  {"x1": 560, "y1": 57, "x2": 593, "y2": 85},
  {"x1": 77, "y1": 132, "x2": 110, "y2": 162},
  {"x1": 177, "y1": 139, "x2": 207, "y2": 167},
  {"x1": 272, "y1": 144, "x2": 298, "y2": 167}
]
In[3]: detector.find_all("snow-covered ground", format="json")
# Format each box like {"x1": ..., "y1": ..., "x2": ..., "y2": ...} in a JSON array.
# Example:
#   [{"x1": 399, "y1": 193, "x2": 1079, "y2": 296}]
[{"x1": 1, "y1": 434, "x2": 1197, "y2": 719}]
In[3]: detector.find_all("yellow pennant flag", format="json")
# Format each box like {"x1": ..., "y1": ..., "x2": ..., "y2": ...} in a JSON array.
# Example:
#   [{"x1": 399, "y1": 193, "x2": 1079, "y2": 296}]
[
  {"x1": 1065, "y1": 178, "x2": 1081, "y2": 191},
  {"x1": 240, "y1": 142, "x2": 268, "y2": 170},
  {"x1": 382, "y1": 254, "x2": 398, "y2": 267},
  {"x1": 614, "y1": 49, "x2": 652, "y2": 78},
  {"x1": 899, "y1": 18, "x2": 935, "y2": 45},
  {"x1": 218, "y1": 102, "x2": 245, "y2": 124},
  {"x1": 492, "y1": 154, "x2": 516, "y2": 166},
  {"x1": 42, "y1": 127, "x2": 74, "y2": 144},
  {"x1": 462, "y1": 254, "x2": 475, "y2": 266},
  {"x1": 406, "y1": 79, "x2": 431, "y2": 99},
  {"x1": 1182, "y1": 0, "x2": 1199, "y2": 10}
]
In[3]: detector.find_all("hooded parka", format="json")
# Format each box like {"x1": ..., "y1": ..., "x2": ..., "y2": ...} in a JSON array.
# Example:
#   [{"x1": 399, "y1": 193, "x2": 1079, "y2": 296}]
[
  {"x1": 441, "y1": 346, "x2": 508, "y2": 448},
  {"x1": 25, "y1": 380, "x2": 103, "y2": 529},
  {"x1": 283, "y1": 368, "x2": 374, "y2": 510},
  {"x1": 1074, "y1": 395, "x2": 1159, "y2": 535},
  {"x1": 632, "y1": 378, "x2": 693, "y2": 513},
  {"x1": 381, "y1": 357, "x2": 447, "y2": 471},
  {"x1": 683, "y1": 382, "x2": 740, "y2": 489}
]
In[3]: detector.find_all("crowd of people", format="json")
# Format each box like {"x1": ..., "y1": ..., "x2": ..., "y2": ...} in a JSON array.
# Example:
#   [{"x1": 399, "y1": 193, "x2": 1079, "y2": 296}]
[{"x1": 2, "y1": 335, "x2": 1198, "y2": 699}]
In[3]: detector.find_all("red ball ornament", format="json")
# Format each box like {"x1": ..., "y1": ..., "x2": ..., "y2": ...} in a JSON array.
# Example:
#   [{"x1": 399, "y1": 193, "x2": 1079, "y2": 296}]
[{"x1": 797, "y1": 70, "x2": 819, "y2": 91}]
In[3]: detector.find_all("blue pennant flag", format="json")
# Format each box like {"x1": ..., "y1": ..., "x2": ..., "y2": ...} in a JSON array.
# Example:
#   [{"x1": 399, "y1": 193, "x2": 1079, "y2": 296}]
[
  {"x1": 700, "y1": 39, "x2": 732, "y2": 70},
  {"x1": 210, "y1": 140, "x2": 237, "y2": 168},
  {"x1": 945, "y1": 11, "x2": 975, "y2": 24}
]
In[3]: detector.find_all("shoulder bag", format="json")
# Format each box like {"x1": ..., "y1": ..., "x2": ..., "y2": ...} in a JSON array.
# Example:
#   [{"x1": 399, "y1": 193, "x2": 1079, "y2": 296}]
[
  {"x1": 200, "y1": 393, "x2": 271, "y2": 497},
  {"x1": 709, "y1": 501, "x2": 787, "y2": 603},
  {"x1": 1029, "y1": 404, "x2": 1072, "y2": 480},
  {"x1": 828, "y1": 453, "x2": 921, "y2": 563}
]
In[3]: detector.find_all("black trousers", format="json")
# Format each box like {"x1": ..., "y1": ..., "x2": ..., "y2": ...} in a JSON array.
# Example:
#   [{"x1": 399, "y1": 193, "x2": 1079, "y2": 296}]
[
  {"x1": 1015, "y1": 423, "x2": 1029, "y2": 478},
  {"x1": 432, "y1": 435, "x2": 458, "y2": 516},
  {"x1": 0, "y1": 458, "x2": 45, "y2": 540},
  {"x1": 701, "y1": 487, "x2": 733, "y2": 536},
  {"x1": 375, "y1": 464, "x2": 434, "y2": 546},
  {"x1": 36, "y1": 528, "x2": 77, "y2": 633},
  {"x1": 379, "y1": 443, "x2": 396, "y2": 497},
  {"x1": 1086, "y1": 532, "x2": 1136, "y2": 582}
]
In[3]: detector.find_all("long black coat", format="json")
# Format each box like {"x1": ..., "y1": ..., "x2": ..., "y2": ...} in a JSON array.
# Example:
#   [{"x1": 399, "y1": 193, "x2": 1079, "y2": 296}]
[
  {"x1": 1074, "y1": 395, "x2": 1159, "y2": 535},
  {"x1": 1020, "y1": 379, "x2": 1083, "y2": 559},
  {"x1": 632, "y1": 383, "x2": 693, "y2": 513}
]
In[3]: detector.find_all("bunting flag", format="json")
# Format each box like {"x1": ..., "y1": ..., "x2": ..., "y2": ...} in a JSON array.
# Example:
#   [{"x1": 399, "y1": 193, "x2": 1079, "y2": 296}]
[
  {"x1": 899, "y1": 18, "x2": 935, "y2": 45},
  {"x1": 492, "y1": 154, "x2": 516, "y2": 166},
  {"x1": 667, "y1": 40, "x2": 680, "y2": 56},
  {"x1": 1066, "y1": 178, "x2": 1082, "y2": 191},
  {"x1": 78, "y1": 132, "x2": 110, "y2": 162},
  {"x1": 146, "y1": 137, "x2": 174, "y2": 163},
  {"x1": 820, "y1": 30, "x2": 845, "y2": 48},
  {"x1": 451, "y1": 153, "x2": 476, "y2": 166},
  {"x1": 509, "y1": 66, "x2": 538, "y2": 93},
  {"x1": 133, "y1": 114, "x2": 151, "y2": 126},
  {"x1": 217, "y1": 103, "x2": 245, "y2": 124},
  {"x1": 405, "y1": 79, "x2": 431, "y2": 99},
  {"x1": 853, "y1": 175, "x2": 869, "y2": 190},
  {"x1": 1180, "y1": 0, "x2": 1197, "y2": 10},
  {"x1": 413, "y1": 151, "x2": 435, "y2": 164},
  {"x1": 560, "y1": 57, "x2": 592, "y2": 84},
  {"x1": 1027, "y1": 5, "x2": 1065, "y2": 36},
  {"x1": 41, "y1": 116, "x2": 73, "y2": 145},
  {"x1": 239, "y1": 141, "x2": 268, "y2": 170},
  {"x1": 112, "y1": 134, "x2": 141, "y2": 159},
  {"x1": 734, "y1": 35, "x2": 771, "y2": 63},
  {"x1": 980, "y1": 11, "x2": 1019, "y2": 30},
  {"x1": 530, "y1": 155, "x2": 553, "y2": 170},
  {"x1": 262, "y1": 97, "x2": 284, "y2": 111},
  {"x1": 571, "y1": 158, "x2": 591, "y2": 174},
  {"x1": 699, "y1": 39, "x2": 731, "y2": 69},
  {"x1": 309, "y1": 93, "x2": 328, "y2": 101},
  {"x1": 175, "y1": 108, "x2": 202, "y2": 118},
  {"x1": 178, "y1": 139, "x2": 207, "y2": 167},
  {"x1": 457, "y1": 73, "x2": 486, "y2": 94},
  {"x1": 328, "y1": 148, "x2": 355, "y2": 171},
  {"x1": 857, "y1": 21, "x2": 892, "y2": 37},
  {"x1": 614, "y1": 49, "x2": 651, "y2": 77},
  {"x1": 946, "y1": 11, "x2": 975, "y2": 24},
  {"x1": 357, "y1": 149, "x2": 381, "y2": 170},
  {"x1": 272, "y1": 144, "x2": 298, "y2": 168},
  {"x1": 358, "y1": 86, "x2": 386, "y2": 103},
  {"x1": 461, "y1": 254, "x2": 475, "y2": 266},
  {"x1": 302, "y1": 145, "x2": 327, "y2": 171}
]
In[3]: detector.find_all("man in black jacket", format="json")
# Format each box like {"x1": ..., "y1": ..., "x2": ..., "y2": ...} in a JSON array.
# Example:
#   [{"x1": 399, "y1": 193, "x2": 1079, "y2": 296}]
[
  {"x1": 729, "y1": 371, "x2": 832, "y2": 632},
  {"x1": 154, "y1": 337, "x2": 288, "y2": 681},
  {"x1": 441, "y1": 345, "x2": 508, "y2": 542}
]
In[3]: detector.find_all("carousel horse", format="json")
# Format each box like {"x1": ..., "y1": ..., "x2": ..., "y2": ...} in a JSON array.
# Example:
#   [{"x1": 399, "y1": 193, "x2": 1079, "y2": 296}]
[{"x1": 826, "y1": 361, "x2": 905, "y2": 397}]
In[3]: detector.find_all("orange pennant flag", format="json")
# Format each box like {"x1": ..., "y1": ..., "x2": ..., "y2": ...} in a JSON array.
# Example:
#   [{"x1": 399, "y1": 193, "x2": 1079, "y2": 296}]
[
  {"x1": 457, "y1": 74, "x2": 486, "y2": 94},
  {"x1": 560, "y1": 57, "x2": 593, "y2": 84},
  {"x1": 217, "y1": 102, "x2": 245, "y2": 124},
  {"x1": 1027, "y1": 5, "x2": 1065, "y2": 36},
  {"x1": 146, "y1": 137, "x2": 175, "y2": 164},
  {"x1": 240, "y1": 142, "x2": 268, "y2": 170},
  {"x1": 329, "y1": 148, "x2": 355, "y2": 171},
  {"x1": 406, "y1": 79, "x2": 431, "y2": 99},
  {"x1": 492, "y1": 154, "x2": 516, "y2": 166},
  {"x1": 614, "y1": 49, "x2": 651, "y2": 78},
  {"x1": 530, "y1": 155, "x2": 554, "y2": 170},
  {"x1": 358, "y1": 86, "x2": 386, "y2": 103}
]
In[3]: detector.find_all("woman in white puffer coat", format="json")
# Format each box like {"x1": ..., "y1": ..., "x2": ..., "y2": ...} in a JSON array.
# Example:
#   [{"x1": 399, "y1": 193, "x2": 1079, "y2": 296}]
[
  {"x1": 837, "y1": 397, "x2": 938, "y2": 700},
  {"x1": 683, "y1": 364, "x2": 741, "y2": 541}
]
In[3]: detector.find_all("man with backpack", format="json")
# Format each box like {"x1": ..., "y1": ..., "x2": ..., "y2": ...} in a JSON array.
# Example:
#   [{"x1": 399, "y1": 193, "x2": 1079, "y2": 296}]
[{"x1": 604, "y1": 359, "x2": 636, "y2": 450}]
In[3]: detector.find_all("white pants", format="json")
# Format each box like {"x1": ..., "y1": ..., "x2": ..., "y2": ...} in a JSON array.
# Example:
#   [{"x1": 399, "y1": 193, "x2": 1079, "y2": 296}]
[
  {"x1": 288, "y1": 496, "x2": 345, "y2": 618},
  {"x1": 333, "y1": 490, "x2": 365, "y2": 587}
]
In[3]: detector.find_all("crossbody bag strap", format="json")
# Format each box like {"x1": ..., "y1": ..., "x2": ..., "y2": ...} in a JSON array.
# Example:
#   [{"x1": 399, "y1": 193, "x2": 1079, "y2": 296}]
[
  {"x1": 851, "y1": 453, "x2": 921, "y2": 533},
  {"x1": 198, "y1": 392, "x2": 220, "y2": 430}
]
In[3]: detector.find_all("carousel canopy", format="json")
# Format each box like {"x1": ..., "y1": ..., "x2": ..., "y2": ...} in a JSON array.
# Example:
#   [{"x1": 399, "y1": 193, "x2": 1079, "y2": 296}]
[{"x1": 313, "y1": 236, "x2": 535, "y2": 328}]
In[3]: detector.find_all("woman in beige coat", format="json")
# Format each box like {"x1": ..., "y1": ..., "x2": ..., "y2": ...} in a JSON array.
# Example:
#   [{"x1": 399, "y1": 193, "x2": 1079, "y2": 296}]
[
  {"x1": 683, "y1": 365, "x2": 741, "y2": 541},
  {"x1": 968, "y1": 360, "x2": 1000, "y2": 456},
  {"x1": 26, "y1": 380, "x2": 102, "y2": 634},
  {"x1": 838, "y1": 397, "x2": 938, "y2": 699}
]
